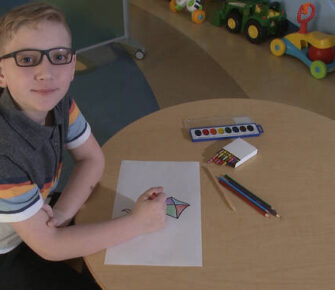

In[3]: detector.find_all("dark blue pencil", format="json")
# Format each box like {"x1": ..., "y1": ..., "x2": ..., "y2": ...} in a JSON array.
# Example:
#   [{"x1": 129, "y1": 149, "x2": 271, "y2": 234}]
[
  {"x1": 218, "y1": 177, "x2": 269, "y2": 217},
  {"x1": 224, "y1": 175, "x2": 280, "y2": 218},
  {"x1": 218, "y1": 176, "x2": 270, "y2": 216}
]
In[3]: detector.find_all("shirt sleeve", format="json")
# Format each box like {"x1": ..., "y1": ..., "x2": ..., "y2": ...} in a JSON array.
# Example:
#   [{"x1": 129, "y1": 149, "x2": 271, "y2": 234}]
[
  {"x1": 65, "y1": 98, "x2": 91, "y2": 150},
  {"x1": 0, "y1": 157, "x2": 43, "y2": 223}
]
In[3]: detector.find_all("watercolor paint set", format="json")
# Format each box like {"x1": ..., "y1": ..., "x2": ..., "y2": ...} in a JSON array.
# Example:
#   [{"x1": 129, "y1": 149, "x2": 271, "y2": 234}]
[{"x1": 189, "y1": 122, "x2": 263, "y2": 142}]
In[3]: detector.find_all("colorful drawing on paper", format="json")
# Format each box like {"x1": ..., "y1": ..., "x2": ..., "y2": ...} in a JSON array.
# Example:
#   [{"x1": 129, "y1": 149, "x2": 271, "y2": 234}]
[
  {"x1": 121, "y1": 196, "x2": 190, "y2": 219},
  {"x1": 166, "y1": 196, "x2": 190, "y2": 219}
]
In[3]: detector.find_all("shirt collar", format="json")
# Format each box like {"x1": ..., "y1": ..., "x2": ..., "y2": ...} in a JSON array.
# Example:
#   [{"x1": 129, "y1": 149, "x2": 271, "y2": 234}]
[{"x1": 0, "y1": 89, "x2": 64, "y2": 150}]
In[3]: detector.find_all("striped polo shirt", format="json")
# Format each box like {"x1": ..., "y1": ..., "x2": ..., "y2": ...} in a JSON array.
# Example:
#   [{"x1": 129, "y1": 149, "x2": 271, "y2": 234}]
[{"x1": 0, "y1": 89, "x2": 91, "y2": 253}]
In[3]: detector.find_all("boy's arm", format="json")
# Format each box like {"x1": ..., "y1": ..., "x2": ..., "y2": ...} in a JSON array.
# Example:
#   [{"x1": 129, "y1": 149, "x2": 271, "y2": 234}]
[
  {"x1": 11, "y1": 187, "x2": 166, "y2": 261},
  {"x1": 49, "y1": 132, "x2": 105, "y2": 226}
]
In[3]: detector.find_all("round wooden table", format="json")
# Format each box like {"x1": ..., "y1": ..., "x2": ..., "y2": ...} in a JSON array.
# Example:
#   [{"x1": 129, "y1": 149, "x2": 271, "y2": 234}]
[{"x1": 76, "y1": 99, "x2": 335, "y2": 290}]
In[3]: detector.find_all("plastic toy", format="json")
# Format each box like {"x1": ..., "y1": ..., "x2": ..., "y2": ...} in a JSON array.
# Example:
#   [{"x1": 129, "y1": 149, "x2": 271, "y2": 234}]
[
  {"x1": 211, "y1": 0, "x2": 287, "y2": 44},
  {"x1": 270, "y1": 3, "x2": 335, "y2": 79},
  {"x1": 169, "y1": 0, "x2": 206, "y2": 24}
]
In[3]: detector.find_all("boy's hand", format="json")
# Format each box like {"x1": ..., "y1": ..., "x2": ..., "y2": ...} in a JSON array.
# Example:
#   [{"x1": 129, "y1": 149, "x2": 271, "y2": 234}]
[
  {"x1": 131, "y1": 187, "x2": 167, "y2": 234},
  {"x1": 42, "y1": 204, "x2": 72, "y2": 227}
]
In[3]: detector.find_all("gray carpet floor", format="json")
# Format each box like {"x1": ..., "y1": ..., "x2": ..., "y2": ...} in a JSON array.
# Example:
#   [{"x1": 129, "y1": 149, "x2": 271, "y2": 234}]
[{"x1": 58, "y1": 44, "x2": 159, "y2": 190}]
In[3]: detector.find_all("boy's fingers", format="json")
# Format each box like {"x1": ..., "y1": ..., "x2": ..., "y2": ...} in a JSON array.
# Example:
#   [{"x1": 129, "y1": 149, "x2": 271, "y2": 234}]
[
  {"x1": 155, "y1": 192, "x2": 167, "y2": 203},
  {"x1": 42, "y1": 204, "x2": 53, "y2": 218},
  {"x1": 140, "y1": 187, "x2": 163, "y2": 200},
  {"x1": 46, "y1": 217, "x2": 60, "y2": 227},
  {"x1": 46, "y1": 219, "x2": 54, "y2": 227}
]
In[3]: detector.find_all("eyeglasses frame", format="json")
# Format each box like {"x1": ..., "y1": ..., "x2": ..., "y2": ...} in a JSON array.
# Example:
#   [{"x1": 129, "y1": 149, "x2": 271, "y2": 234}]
[{"x1": 0, "y1": 47, "x2": 76, "y2": 67}]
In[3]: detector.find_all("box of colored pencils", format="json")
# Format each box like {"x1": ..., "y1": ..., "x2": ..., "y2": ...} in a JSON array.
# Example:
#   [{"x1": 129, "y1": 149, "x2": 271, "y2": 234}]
[{"x1": 208, "y1": 138, "x2": 257, "y2": 168}]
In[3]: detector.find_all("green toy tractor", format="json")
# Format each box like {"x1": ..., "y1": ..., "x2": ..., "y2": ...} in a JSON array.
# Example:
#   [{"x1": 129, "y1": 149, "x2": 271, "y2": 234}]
[{"x1": 212, "y1": 0, "x2": 287, "y2": 44}]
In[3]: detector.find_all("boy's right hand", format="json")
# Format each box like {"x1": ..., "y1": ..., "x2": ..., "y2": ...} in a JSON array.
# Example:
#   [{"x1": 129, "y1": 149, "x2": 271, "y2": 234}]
[{"x1": 131, "y1": 187, "x2": 167, "y2": 235}]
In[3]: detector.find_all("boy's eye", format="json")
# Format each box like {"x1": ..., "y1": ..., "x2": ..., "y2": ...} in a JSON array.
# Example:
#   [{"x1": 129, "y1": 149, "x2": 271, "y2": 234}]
[
  {"x1": 52, "y1": 53, "x2": 67, "y2": 63},
  {"x1": 50, "y1": 49, "x2": 71, "y2": 64},
  {"x1": 16, "y1": 53, "x2": 39, "y2": 66},
  {"x1": 56, "y1": 54, "x2": 65, "y2": 60}
]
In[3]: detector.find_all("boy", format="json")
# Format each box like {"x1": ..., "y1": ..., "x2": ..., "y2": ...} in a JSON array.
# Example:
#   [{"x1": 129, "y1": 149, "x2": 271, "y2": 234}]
[{"x1": 0, "y1": 2, "x2": 166, "y2": 289}]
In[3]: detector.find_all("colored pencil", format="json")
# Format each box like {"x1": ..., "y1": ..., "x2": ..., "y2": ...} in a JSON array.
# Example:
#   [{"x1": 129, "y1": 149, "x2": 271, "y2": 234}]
[
  {"x1": 203, "y1": 166, "x2": 236, "y2": 212},
  {"x1": 207, "y1": 148, "x2": 225, "y2": 163},
  {"x1": 224, "y1": 174, "x2": 280, "y2": 218},
  {"x1": 219, "y1": 176, "x2": 269, "y2": 212},
  {"x1": 218, "y1": 176, "x2": 270, "y2": 218},
  {"x1": 218, "y1": 179, "x2": 269, "y2": 217}
]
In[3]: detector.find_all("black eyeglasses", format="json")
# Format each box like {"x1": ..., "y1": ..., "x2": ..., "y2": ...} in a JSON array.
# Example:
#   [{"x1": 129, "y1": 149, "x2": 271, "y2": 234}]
[{"x1": 0, "y1": 47, "x2": 75, "y2": 67}]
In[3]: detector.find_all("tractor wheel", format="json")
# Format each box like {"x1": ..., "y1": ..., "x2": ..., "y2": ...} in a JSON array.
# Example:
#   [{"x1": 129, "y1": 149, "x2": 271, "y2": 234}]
[
  {"x1": 245, "y1": 19, "x2": 267, "y2": 44},
  {"x1": 192, "y1": 10, "x2": 206, "y2": 24},
  {"x1": 310, "y1": 60, "x2": 327, "y2": 79},
  {"x1": 169, "y1": 0, "x2": 177, "y2": 13},
  {"x1": 270, "y1": 38, "x2": 286, "y2": 56},
  {"x1": 226, "y1": 12, "x2": 242, "y2": 33}
]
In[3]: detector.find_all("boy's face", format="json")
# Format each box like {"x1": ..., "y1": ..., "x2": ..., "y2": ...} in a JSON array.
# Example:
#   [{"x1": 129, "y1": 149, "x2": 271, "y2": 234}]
[{"x1": 0, "y1": 20, "x2": 76, "y2": 121}]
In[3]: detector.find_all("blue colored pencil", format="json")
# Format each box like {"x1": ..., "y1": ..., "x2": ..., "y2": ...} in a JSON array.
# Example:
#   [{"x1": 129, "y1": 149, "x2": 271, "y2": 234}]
[
  {"x1": 224, "y1": 175, "x2": 280, "y2": 218},
  {"x1": 218, "y1": 176, "x2": 270, "y2": 216}
]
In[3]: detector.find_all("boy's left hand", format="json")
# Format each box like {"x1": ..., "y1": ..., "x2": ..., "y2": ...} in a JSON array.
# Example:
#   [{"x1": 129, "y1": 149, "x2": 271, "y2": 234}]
[{"x1": 42, "y1": 204, "x2": 72, "y2": 227}]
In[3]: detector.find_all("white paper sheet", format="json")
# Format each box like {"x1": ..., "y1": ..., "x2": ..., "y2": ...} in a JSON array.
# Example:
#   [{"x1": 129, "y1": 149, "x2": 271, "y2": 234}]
[{"x1": 104, "y1": 160, "x2": 202, "y2": 267}]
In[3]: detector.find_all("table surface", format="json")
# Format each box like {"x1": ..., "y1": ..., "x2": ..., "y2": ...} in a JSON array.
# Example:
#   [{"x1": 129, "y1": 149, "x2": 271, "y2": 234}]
[{"x1": 76, "y1": 99, "x2": 335, "y2": 290}]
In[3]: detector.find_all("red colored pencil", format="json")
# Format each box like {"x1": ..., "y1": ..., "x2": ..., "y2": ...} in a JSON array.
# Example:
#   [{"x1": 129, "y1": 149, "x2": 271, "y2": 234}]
[{"x1": 218, "y1": 179, "x2": 270, "y2": 218}]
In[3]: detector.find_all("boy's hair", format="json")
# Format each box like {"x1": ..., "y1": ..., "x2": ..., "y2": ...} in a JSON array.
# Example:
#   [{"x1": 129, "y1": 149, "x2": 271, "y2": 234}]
[{"x1": 0, "y1": 2, "x2": 72, "y2": 55}]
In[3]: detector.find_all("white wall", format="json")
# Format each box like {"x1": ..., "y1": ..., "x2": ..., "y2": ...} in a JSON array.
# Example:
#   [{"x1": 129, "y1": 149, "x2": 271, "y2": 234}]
[{"x1": 273, "y1": 0, "x2": 335, "y2": 34}]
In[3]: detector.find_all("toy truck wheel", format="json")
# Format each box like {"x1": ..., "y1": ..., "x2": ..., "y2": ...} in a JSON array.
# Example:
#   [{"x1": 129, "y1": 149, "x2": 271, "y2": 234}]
[
  {"x1": 226, "y1": 12, "x2": 242, "y2": 33},
  {"x1": 192, "y1": 10, "x2": 206, "y2": 24},
  {"x1": 135, "y1": 49, "x2": 145, "y2": 60},
  {"x1": 169, "y1": 0, "x2": 177, "y2": 12},
  {"x1": 245, "y1": 19, "x2": 266, "y2": 44},
  {"x1": 310, "y1": 60, "x2": 327, "y2": 79},
  {"x1": 270, "y1": 39, "x2": 286, "y2": 56}
]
